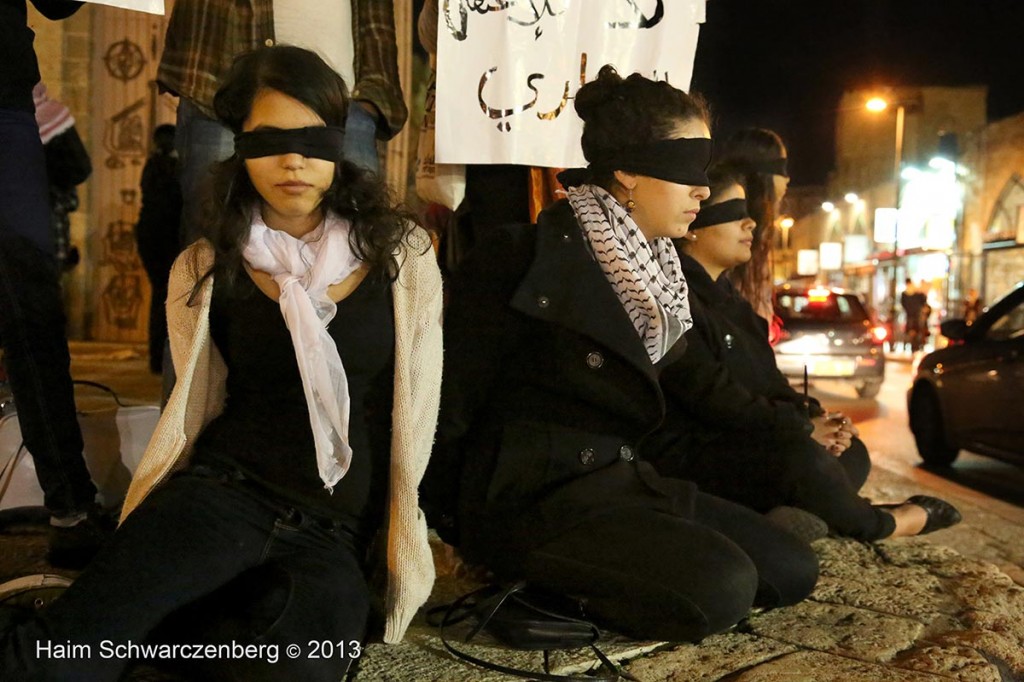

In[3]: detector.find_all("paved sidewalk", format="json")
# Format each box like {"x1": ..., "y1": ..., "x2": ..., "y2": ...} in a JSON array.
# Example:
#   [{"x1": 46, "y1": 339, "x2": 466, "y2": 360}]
[{"x1": 0, "y1": 342, "x2": 1021, "y2": 681}]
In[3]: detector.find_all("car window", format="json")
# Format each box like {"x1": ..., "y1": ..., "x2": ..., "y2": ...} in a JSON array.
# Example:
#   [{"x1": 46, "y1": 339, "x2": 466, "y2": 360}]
[
  {"x1": 776, "y1": 293, "x2": 868, "y2": 322},
  {"x1": 986, "y1": 298, "x2": 1024, "y2": 341}
]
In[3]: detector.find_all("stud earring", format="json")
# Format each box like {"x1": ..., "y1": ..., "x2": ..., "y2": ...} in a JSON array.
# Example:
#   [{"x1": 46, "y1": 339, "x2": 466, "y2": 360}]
[{"x1": 625, "y1": 188, "x2": 636, "y2": 213}]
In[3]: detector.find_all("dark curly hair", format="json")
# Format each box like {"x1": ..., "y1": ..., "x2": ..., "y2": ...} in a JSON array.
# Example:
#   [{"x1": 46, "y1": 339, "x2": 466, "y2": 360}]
[
  {"x1": 574, "y1": 65, "x2": 710, "y2": 190},
  {"x1": 718, "y1": 128, "x2": 788, "y2": 312},
  {"x1": 189, "y1": 45, "x2": 416, "y2": 302}
]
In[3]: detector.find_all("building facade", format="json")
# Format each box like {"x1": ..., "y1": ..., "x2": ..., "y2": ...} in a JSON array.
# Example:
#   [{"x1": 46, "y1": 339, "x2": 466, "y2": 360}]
[{"x1": 787, "y1": 85, "x2": 988, "y2": 329}]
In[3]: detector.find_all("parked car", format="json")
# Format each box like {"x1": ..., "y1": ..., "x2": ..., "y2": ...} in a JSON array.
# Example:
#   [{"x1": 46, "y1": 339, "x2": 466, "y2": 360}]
[
  {"x1": 908, "y1": 281, "x2": 1024, "y2": 466},
  {"x1": 773, "y1": 284, "x2": 887, "y2": 398}
]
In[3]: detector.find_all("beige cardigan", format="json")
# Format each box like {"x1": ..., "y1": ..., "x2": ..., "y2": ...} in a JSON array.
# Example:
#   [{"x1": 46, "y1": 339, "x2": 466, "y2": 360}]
[{"x1": 121, "y1": 229, "x2": 443, "y2": 643}]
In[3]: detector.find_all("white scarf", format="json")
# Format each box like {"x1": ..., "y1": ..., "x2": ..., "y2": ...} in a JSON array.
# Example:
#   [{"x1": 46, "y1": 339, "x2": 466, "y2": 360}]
[
  {"x1": 566, "y1": 184, "x2": 692, "y2": 363},
  {"x1": 242, "y1": 210, "x2": 361, "y2": 492}
]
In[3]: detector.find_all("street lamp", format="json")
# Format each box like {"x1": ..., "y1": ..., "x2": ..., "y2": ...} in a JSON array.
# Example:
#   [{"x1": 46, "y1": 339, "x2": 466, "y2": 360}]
[
  {"x1": 866, "y1": 94, "x2": 908, "y2": 327},
  {"x1": 778, "y1": 216, "x2": 795, "y2": 279}
]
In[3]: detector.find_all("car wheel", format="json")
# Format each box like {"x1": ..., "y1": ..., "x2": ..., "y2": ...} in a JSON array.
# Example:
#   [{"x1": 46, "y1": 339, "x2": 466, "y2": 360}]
[
  {"x1": 909, "y1": 387, "x2": 959, "y2": 466},
  {"x1": 856, "y1": 380, "x2": 881, "y2": 399}
]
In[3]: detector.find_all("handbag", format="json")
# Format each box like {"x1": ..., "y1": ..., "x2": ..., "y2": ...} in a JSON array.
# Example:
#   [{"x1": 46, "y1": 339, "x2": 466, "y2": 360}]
[{"x1": 429, "y1": 581, "x2": 637, "y2": 681}]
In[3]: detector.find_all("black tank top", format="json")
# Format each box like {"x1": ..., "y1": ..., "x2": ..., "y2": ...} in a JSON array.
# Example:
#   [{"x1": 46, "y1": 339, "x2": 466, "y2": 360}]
[{"x1": 192, "y1": 269, "x2": 394, "y2": 540}]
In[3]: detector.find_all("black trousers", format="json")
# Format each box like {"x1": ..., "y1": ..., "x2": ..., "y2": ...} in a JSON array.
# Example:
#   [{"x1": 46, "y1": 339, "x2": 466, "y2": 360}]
[
  {"x1": 666, "y1": 434, "x2": 895, "y2": 542},
  {"x1": 1, "y1": 468, "x2": 370, "y2": 682},
  {"x1": 0, "y1": 108, "x2": 96, "y2": 517},
  {"x1": 468, "y1": 473, "x2": 818, "y2": 643}
]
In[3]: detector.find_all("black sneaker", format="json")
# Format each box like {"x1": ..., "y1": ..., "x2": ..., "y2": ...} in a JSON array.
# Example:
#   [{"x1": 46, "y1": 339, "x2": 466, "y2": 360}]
[{"x1": 48, "y1": 507, "x2": 115, "y2": 570}]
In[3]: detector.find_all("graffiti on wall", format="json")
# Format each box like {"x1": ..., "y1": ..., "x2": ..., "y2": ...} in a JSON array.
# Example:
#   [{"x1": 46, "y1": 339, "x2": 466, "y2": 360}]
[
  {"x1": 90, "y1": 19, "x2": 174, "y2": 341},
  {"x1": 98, "y1": 188, "x2": 144, "y2": 330},
  {"x1": 104, "y1": 98, "x2": 147, "y2": 169}
]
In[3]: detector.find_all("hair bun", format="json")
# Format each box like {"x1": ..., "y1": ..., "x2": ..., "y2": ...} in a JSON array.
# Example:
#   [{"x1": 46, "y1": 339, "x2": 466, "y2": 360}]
[{"x1": 574, "y1": 65, "x2": 625, "y2": 123}]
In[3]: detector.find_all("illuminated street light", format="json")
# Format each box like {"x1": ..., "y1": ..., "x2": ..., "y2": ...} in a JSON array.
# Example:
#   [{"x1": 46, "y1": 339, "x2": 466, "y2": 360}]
[
  {"x1": 779, "y1": 216, "x2": 795, "y2": 229},
  {"x1": 866, "y1": 92, "x2": 908, "y2": 326},
  {"x1": 821, "y1": 201, "x2": 835, "y2": 212},
  {"x1": 844, "y1": 192, "x2": 859, "y2": 204},
  {"x1": 864, "y1": 96, "x2": 888, "y2": 111}
]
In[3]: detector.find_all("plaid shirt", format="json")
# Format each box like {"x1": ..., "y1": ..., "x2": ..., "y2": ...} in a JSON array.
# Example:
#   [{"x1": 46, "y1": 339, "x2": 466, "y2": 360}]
[{"x1": 158, "y1": 0, "x2": 408, "y2": 140}]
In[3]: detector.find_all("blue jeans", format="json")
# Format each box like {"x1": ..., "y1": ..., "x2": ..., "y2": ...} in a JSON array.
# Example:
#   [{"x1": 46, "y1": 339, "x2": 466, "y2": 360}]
[
  {"x1": 0, "y1": 109, "x2": 95, "y2": 517},
  {"x1": 174, "y1": 97, "x2": 381, "y2": 246},
  {"x1": 1, "y1": 466, "x2": 370, "y2": 681}
]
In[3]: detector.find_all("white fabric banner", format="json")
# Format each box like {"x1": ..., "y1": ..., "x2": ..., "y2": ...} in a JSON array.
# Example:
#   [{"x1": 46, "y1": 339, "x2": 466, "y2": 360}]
[
  {"x1": 81, "y1": 0, "x2": 164, "y2": 16},
  {"x1": 435, "y1": 0, "x2": 706, "y2": 168}
]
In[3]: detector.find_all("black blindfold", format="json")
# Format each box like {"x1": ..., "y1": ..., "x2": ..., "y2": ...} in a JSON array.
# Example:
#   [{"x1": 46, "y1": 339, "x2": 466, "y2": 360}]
[
  {"x1": 689, "y1": 197, "x2": 749, "y2": 230},
  {"x1": 558, "y1": 137, "x2": 713, "y2": 188},
  {"x1": 234, "y1": 126, "x2": 346, "y2": 162}
]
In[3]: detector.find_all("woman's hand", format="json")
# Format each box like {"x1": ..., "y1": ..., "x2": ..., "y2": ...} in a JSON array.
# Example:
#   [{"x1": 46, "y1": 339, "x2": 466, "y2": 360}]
[{"x1": 811, "y1": 413, "x2": 855, "y2": 455}]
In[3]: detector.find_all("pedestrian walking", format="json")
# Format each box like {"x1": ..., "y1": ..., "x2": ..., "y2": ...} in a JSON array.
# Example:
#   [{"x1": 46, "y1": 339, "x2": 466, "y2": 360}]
[{"x1": 134, "y1": 124, "x2": 182, "y2": 374}]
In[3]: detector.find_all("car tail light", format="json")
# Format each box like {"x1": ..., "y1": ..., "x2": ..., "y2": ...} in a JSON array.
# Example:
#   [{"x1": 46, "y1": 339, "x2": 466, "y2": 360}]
[
  {"x1": 808, "y1": 287, "x2": 830, "y2": 303},
  {"x1": 870, "y1": 325, "x2": 888, "y2": 344}
]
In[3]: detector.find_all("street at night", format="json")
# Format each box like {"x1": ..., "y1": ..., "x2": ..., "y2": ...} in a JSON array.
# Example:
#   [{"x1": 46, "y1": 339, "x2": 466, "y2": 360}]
[{"x1": 4, "y1": 1, "x2": 1024, "y2": 680}]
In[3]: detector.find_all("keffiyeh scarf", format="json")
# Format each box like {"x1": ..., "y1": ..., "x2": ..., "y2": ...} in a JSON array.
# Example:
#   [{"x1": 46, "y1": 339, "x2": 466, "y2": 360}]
[
  {"x1": 566, "y1": 184, "x2": 692, "y2": 363},
  {"x1": 242, "y1": 210, "x2": 361, "y2": 492}
]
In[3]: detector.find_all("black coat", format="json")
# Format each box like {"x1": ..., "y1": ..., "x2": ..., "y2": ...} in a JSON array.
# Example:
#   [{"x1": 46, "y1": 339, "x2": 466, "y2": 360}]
[
  {"x1": 427, "y1": 201, "x2": 691, "y2": 563},
  {"x1": 647, "y1": 255, "x2": 820, "y2": 471}
]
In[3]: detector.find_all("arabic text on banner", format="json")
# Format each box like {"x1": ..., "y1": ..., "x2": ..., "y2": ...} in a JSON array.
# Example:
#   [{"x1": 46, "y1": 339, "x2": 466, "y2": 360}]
[{"x1": 435, "y1": 0, "x2": 706, "y2": 168}]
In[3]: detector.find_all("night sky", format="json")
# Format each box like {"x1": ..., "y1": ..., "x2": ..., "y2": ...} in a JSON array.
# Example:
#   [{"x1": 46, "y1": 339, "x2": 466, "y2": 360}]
[{"x1": 690, "y1": 0, "x2": 1024, "y2": 187}]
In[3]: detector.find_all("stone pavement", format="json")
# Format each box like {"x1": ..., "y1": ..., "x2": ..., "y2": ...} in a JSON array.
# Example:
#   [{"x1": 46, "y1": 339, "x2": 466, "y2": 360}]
[
  {"x1": 352, "y1": 464, "x2": 1024, "y2": 682},
  {"x1": 0, "y1": 342, "x2": 1021, "y2": 681}
]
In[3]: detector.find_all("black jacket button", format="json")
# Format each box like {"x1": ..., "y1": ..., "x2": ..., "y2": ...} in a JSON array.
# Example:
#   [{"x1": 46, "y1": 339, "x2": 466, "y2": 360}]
[
  {"x1": 619, "y1": 445, "x2": 635, "y2": 462},
  {"x1": 578, "y1": 448, "x2": 596, "y2": 465},
  {"x1": 537, "y1": 295, "x2": 550, "y2": 308},
  {"x1": 586, "y1": 352, "x2": 604, "y2": 369}
]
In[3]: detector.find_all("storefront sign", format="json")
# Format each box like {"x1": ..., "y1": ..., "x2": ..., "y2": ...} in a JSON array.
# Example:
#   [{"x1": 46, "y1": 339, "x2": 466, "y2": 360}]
[
  {"x1": 819, "y1": 242, "x2": 843, "y2": 270},
  {"x1": 797, "y1": 249, "x2": 820, "y2": 276},
  {"x1": 874, "y1": 208, "x2": 898, "y2": 244}
]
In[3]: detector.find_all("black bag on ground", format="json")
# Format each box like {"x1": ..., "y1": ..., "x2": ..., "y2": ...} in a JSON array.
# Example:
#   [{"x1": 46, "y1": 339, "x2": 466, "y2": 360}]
[{"x1": 428, "y1": 581, "x2": 636, "y2": 681}]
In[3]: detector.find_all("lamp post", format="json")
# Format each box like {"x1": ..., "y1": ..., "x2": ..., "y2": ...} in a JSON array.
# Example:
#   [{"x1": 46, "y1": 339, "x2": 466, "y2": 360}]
[
  {"x1": 866, "y1": 96, "x2": 906, "y2": 328},
  {"x1": 779, "y1": 216, "x2": 794, "y2": 278}
]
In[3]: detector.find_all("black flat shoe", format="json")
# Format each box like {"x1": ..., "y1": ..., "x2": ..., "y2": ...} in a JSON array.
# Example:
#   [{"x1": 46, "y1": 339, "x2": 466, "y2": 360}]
[{"x1": 905, "y1": 495, "x2": 962, "y2": 535}]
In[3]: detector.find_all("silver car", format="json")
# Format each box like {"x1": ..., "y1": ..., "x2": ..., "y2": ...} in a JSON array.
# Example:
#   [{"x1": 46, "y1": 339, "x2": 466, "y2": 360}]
[{"x1": 773, "y1": 285, "x2": 888, "y2": 399}]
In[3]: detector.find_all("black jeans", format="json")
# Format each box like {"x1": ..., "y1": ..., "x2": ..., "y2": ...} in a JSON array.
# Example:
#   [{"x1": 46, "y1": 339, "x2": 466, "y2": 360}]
[
  {"x1": 0, "y1": 108, "x2": 95, "y2": 517},
  {"x1": 671, "y1": 434, "x2": 895, "y2": 541},
  {"x1": 516, "y1": 488, "x2": 818, "y2": 642},
  {"x1": 1, "y1": 467, "x2": 371, "y2": 682},
  {"x1": 470, "y1": 468, "x2": 818, "y2": 644}
]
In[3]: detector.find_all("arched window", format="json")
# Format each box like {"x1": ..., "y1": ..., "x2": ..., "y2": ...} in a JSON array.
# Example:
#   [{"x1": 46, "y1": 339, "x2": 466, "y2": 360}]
[{"x1": 985, "y1": 174, "x2": 1024, "y2": 244}]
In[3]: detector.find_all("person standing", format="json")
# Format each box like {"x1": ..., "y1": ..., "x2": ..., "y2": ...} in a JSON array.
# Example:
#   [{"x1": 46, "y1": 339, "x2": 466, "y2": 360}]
[
  {"x1": 0, "y1": 0, "x2": 109, "y2": 569},
  {"x1": 159, "y1": 0, "x2": 409, "y2": 247},
  {"x1": 900, "y1": 279, "x2": 928, "y2": 352},
  {"x1": 963, "y1": 288, "x2": 982, "y2": 325},
  {"x1": 134, "y1": 124, "x2": 182, "y2": 374}
]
